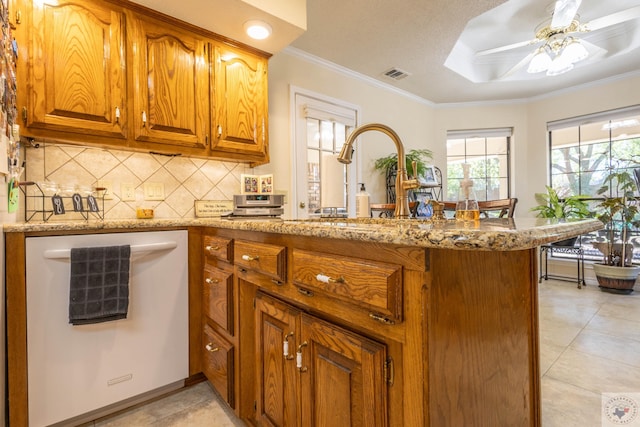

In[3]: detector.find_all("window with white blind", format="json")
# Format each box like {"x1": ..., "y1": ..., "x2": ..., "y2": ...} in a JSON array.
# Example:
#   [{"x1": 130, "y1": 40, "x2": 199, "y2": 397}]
[
  {"x1": 445, "y1": 128, "x2": 512, "y2": 201},
  {"x1": 292, "y1": 89, "x2": 359, "y2": 219}
]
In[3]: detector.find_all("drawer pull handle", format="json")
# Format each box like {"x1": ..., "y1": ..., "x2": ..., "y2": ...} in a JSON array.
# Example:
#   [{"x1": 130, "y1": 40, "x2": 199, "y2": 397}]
[
  {"x1": 316, "y1": 273, "x2": 345, "y2": 284},
  {"x1": 296, "y1": 341, "x2": 308, "y2": 372},
  {"x1": 205, "y1": 277, "x2": 220, "y2": 285},
  {"x1": 242, "y1": 254, "x2": 259, "y2": 261},
  {"x1": 297, "y1": 287, "x2": 314, "y2": 297},
  {"x1": 283, "y1": 332, "x2": 295, "y2": 360},
  {"x1": 205, "y1": 245, "x2": 220, "y2": 252},
  {"x1": 369, "y1": 313, "x2": 396, "y2": 325},
  {"x1": 205, "y1": 343, "x2": 220, "y2": 352}
]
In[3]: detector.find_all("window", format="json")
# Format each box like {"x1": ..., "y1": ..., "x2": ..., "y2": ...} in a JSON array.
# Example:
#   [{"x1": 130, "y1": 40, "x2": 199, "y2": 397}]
[
  {"x1": 305, "y1": 117, "x2": 350, "y2": 216},
  {"x1": 446, "y1": 128, "x2": 512, "y2": 201},
  {"x1": 292, "y1": 90, "x2": 359, "y2": 219},
  {"x1": 548, "y1": 105, "x2": 640, "y2": 261}
]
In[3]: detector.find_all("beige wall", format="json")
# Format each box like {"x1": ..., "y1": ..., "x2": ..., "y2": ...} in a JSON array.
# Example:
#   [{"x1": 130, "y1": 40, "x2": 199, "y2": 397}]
[
  {"x1": 264, "y1": 48, "x2": 640, "y2": 218},
  {"x1": 261, "y1": 50, "x2": 436, "y2": 217}
]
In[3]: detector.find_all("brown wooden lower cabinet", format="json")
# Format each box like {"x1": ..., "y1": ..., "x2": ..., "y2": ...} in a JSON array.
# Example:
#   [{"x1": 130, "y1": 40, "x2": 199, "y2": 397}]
[
  {"x1": 210, "y1": 229, "x2": 541, "y2": 427},
  {"x1": 255, "y1": 292, "x2": 388, "y2": 426}
]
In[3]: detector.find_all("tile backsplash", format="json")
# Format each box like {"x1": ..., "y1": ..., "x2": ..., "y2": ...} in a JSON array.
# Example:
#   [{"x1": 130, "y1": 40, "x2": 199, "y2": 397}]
[{"x1": 22, "y1": 143, "x2": 248, "y2": 221}]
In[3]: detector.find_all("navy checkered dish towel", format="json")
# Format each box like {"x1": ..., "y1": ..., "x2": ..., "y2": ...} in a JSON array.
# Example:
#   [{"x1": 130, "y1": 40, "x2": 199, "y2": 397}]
[{"x1": 69, "y1": 245, "x2": 131, "y2": 325}]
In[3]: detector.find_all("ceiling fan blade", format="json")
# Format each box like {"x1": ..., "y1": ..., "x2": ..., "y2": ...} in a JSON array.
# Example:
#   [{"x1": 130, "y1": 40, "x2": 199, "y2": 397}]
[
  {"x1": 498, "y1": 51, "x2": 535, "y2": 80},
  {"x1": 476, "y1": 38, "x2": 540, "y2": 56},
  {"x1": 551, "y1": 0, "x2": 582, "y2": 29},
  {"x1": 585, "y1": 5, "x2": 640, "y2": 31}
]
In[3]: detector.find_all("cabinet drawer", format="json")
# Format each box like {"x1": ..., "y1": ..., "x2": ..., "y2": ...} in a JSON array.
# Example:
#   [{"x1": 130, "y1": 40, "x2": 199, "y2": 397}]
[
  {"x1": 203, "y1": 267, "x2": 233, "y2": 334},
  {"x1": 292, "y1": 249, "x2": 403, "y2": 322},
  {"x1": 234, "y1": 240, "x2": 286, "y2": 282},
  {"x1": 202, "y1": 324, "x2": 235, "y2": 408},
  {"x1": 203, "y1": 235, "x2": 233, "y2": 263}
]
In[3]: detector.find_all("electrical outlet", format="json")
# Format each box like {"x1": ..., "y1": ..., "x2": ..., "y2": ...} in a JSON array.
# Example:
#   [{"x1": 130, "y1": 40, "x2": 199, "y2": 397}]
[
  {"x1": 96, "y1": 180, "x2": 113, "y2": 200},
  {"x1": 121, "y1": 183, "x2": 136, "y2": 201},
  {"x1": 144, "y1": 182, "x2": 164, "y2": 201}
]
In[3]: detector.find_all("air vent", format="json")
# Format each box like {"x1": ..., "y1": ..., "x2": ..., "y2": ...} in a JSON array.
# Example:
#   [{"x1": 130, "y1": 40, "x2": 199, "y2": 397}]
[{"x1": 383, "y1": 67, "x2": 411, "y2": 80}]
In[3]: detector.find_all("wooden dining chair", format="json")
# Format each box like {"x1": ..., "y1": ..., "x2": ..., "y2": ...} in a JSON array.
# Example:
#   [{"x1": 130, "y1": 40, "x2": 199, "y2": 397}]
[{"x1": 439, "y1": 198, "x2": 518, "y2": 218}]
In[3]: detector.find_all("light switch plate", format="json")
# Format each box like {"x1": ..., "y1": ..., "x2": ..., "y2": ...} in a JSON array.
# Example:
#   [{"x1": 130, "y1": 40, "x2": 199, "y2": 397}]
[{"x1": 144, "y1": 182, "x2": 165, "y2": 201}]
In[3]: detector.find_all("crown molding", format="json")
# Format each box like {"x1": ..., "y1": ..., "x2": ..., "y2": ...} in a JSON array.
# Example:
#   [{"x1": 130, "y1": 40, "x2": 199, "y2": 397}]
[
  {"x1": 281, "y1": 46, "x2": 640, "y2": 109},
  {"x1": 282, "y1": 46, "x2": 435, "y2": 107}
]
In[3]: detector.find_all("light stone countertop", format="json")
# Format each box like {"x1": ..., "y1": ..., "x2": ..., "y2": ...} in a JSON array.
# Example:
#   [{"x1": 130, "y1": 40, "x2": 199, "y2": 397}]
[{"x1": 2, "y1": 216, "x2": 603, "y2": 251}]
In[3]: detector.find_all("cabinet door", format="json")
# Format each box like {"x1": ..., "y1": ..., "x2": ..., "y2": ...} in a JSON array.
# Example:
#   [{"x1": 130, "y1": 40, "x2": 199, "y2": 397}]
[
  {"x1": 212, "y1": 44, "x2": 268, "y2": 163},
  {"x1": 27, "y1": 0, "x2": 126, "y2": 138},
  {"x1": 129, "y1": 13, "x2": 209, "y2": 149},
  {"x1": 255, "y1": 293, "x2": 300, "y2": 427},
  {"x1": 300, "y1": 314, "x2": 388, "y2": 427}
]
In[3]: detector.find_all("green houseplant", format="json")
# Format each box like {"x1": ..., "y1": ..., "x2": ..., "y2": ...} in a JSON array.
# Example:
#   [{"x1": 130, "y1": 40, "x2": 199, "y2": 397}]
[
  {"x1": 373, "y1": 149, "x2": 433, "y2": 179},
  {"x1": 592, "y1": 168, "x2": 640, "y2": 294},
  {"x1": 374, "y1": 149, "x2": 433, "y2": 203},
  {"x1": 531, "y1": 186, "x2": 591, "y2": 246}
]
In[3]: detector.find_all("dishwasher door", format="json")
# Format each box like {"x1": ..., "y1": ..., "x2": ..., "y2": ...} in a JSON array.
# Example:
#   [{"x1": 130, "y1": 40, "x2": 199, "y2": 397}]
[{"x1": 25, "y1": 230, "x2": 189, "y2": 426}]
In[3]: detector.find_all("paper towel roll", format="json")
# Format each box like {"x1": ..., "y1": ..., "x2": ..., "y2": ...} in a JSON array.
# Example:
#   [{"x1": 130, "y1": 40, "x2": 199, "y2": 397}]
[{"x1": 321, "y1": 154, "x2": 345, "y2": 208}]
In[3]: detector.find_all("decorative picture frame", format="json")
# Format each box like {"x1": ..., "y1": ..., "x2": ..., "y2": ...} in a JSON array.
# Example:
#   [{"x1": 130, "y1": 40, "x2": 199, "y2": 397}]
[
  {"x1": 241, "y1": 174, "x2": 274, "y2": 194},
  {"x1": 241, "y1": 174, "x2": 260, "y2": 194},
  {"x1": 259, "y1": 174, "x2": 274, "y2": 194},
  {"x1": 419, "y1": 166, "x2": 438, "y2": 186}
]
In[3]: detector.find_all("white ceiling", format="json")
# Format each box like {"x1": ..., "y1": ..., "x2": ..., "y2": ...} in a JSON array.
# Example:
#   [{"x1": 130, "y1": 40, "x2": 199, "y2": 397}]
[
  {"x1": 289, "y1": 0, "x2": 640, "y2": 104},
  {"x1": 135, "y1": 0, "x2": 640, "y2": 104}
]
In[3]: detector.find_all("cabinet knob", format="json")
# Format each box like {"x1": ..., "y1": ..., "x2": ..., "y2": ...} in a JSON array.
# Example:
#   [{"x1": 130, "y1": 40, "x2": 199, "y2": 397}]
[
  {"x1": 241, "y1": 254, "x2": 259, "y2": 261},
  {"x1": 315, "y1": 273, "x2": 345, "y2": 284},
  {"x1": 141, "y1": 111, "x2": 147, "y2": 127},
  {"x1": 205, "y1": 277, "x2": 220, "y2": 285},
  {"x1": 205, "y1": 343, "x2": 219, "y2": 352},
  {"x1": 217, "y1": 125, "x2": 222, "y2": 138},
  {"x1": 115, "y1": 106, "x2": 120, "y2": 124},
  {"x1": 205, "y1": 245, "x2": 220, "y2": 252}
]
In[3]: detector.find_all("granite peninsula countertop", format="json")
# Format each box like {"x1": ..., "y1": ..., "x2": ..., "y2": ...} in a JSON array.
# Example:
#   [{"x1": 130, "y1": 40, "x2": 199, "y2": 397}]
[{"x1": 3, "y1": 216, "x2": 603, "y2": 251}]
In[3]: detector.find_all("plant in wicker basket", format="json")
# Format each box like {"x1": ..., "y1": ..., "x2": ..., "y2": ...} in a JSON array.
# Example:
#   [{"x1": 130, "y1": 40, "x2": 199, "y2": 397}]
[{"x1": 592, "y1": 166, "x2": 640, "y2": 294}]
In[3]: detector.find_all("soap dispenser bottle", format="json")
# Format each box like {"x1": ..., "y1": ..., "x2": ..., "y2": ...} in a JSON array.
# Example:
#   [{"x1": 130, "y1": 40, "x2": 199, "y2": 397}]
[{"x1": 356, "y1": 183, "x2": 370, "y2": 218}]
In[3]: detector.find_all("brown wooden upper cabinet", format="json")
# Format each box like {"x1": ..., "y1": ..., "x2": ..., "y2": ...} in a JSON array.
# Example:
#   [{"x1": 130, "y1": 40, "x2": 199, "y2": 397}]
[
  {"x1": 15, "y1": 0, "x2": 270, "y2": 165},
  {"x1": 129, "y1": 13, "x2": 209, "y2": 150},
  {"x1": 212, "y1": 44, "x2": 269, "y2": 163},
  {"x1": 21, "y1": 0, "x2": 127, "y2": 139}
]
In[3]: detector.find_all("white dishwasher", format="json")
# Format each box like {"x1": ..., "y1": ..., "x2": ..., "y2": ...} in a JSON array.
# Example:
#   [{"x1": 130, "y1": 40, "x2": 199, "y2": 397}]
[{"x1": 25, "y1": 230, "x2": 189, "y2": 426}]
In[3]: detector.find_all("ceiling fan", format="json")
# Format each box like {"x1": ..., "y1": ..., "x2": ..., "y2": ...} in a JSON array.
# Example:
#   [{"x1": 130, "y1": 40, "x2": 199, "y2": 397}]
[{"x1": 477, "y1": 0, "x2": 640, "y2": 78}]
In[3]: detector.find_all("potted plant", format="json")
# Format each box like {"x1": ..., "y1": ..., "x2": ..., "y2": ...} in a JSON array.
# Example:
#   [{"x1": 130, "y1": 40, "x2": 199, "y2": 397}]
[
  {"x1": 373, "y1": 148, "x2": 433, "y2": 178},
  {"x1": 591, "y1": 167, "x2": 640, "y2": 294},
  {"x1": 531, "y1": 185, "x2": 592, "y2": 246},
  {"x1": 374, "y1": 149, "x2": 433, "y2": 203}
]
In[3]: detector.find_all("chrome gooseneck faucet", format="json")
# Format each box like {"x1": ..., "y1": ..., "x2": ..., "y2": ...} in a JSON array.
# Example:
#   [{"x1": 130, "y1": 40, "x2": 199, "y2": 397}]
[{"x1": 337, "y1": 123, "x2": 419, "y2": 219}]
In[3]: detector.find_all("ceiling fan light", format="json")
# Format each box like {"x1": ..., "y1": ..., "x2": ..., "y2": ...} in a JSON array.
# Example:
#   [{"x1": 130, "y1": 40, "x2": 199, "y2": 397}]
[
  {"x1": 546, "y1": 53, "x2": 574, "y2": 76},
  {"x1": 563, "y1": 39, "x2": 589, "y2": 63},
  {"x1": 527, "y1": 49, "x2": 552, "y2": 73}
]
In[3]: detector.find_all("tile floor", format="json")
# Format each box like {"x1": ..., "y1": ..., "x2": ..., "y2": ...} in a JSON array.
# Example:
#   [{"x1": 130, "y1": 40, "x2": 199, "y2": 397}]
[{"x1": 86, "y1": 279, "x2": 640, "y2": 426}]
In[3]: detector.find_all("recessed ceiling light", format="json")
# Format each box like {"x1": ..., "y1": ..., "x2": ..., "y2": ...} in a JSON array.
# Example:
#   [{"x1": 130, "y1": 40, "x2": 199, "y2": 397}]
[{"x1": 244, "y1": 20, "x2": 272, "y2": 40}]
